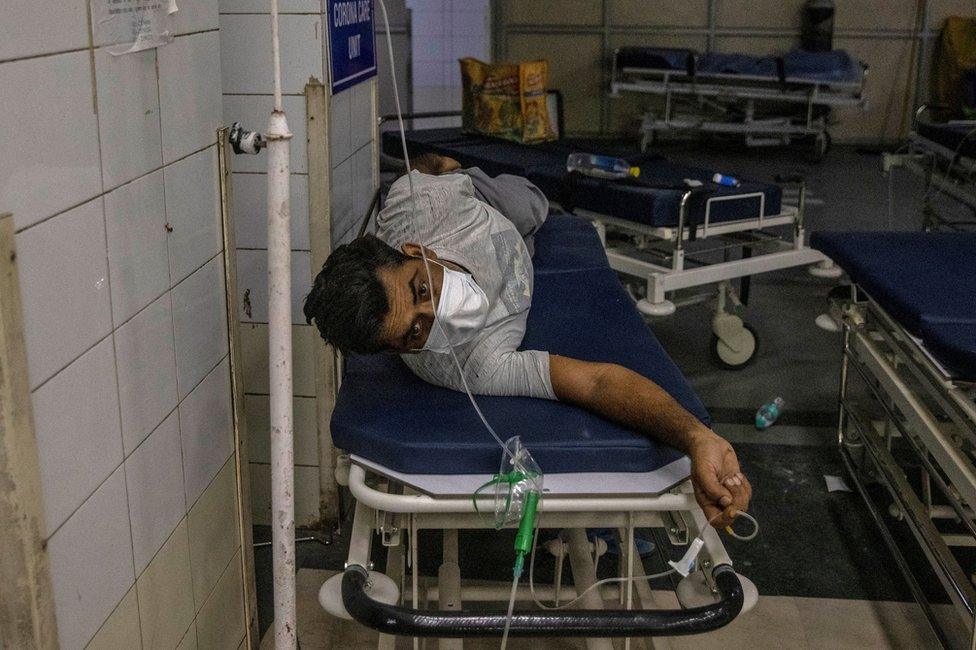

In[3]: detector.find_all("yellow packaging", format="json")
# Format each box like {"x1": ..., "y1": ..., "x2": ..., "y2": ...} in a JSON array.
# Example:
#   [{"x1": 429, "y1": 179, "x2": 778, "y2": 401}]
[
  {"x1": 931, "y1": 17, "x2": 976, "y2": 119},
  {"x1": 459, "y1": 58, "x2": 556, "y2": 143}
]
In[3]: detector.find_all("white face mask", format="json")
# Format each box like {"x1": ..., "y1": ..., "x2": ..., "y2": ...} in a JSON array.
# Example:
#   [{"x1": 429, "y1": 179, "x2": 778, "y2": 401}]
[{"x1": 422, "y1": 261, "x2": 489, "y2": 353}]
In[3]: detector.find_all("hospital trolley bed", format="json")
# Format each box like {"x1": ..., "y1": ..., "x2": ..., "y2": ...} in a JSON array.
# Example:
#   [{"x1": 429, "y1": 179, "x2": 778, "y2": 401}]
[
  {"x1": 319, "y1": 214, "x2": 753, "y2": 646},
  {"x1": 381, "y1": 127, "x2": 837, "y2": 369},
  {"x1": 812, "y1": 231, "x2": 976, "y2": 649},
  {"x1": 883, "y1": 106, "x2": 976, "y2": 231},
  {"x1": 609, "y1": 47, "x2": 868, "y2": 158}
]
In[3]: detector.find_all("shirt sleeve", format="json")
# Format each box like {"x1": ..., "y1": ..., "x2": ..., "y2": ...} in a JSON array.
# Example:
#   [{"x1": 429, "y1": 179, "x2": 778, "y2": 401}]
[
  {"x1": 460, "y1": 167, "x2": 549, "y2": 239},
  {"x1": 401, "y1": 348, "x2": 556, "y2": 400}
]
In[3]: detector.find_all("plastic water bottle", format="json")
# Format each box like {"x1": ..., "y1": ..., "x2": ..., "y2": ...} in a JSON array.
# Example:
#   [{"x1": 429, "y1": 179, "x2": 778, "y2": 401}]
[
  {"x1": 712, "y1": 173, "x2": 741, "y2": 187},
  {"x1": 755, "y1": 397, "x2": 785, "y2": 430},
  {"x1": 567, "y1": 152, "x2": 639, "y2": 180}
]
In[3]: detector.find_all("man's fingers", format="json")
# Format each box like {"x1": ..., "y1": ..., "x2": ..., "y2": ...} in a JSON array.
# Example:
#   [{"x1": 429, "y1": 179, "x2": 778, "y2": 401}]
[{"x1": 693, "y1": 465, "x2": 734, "y2": 508}]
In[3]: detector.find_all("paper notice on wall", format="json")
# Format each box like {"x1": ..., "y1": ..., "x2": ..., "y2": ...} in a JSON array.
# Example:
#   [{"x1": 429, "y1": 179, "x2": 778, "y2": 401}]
[{"x1": 95, "y1": 0, "x2": 179, "y2": 55}]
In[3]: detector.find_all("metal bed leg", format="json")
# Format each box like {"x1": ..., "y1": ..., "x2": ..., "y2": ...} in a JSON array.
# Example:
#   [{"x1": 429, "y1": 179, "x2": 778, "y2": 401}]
[
  {"x1": 565, "y1": 528, "x2": 615, "y2": 650},
  {"x1": 438, "y1": 530, "x2": 463, "y2": 650}
]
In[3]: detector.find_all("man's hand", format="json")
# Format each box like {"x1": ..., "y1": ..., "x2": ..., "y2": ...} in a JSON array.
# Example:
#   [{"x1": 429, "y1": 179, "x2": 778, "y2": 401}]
[{"x1": 687, "y1": 431, "x2": 751, "y2": 529}]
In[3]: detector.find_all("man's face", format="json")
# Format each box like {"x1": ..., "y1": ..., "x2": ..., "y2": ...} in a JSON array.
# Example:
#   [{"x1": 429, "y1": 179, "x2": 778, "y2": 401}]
[{"x1": 376, "y1": 245, "x2": 446, "y2": 352}]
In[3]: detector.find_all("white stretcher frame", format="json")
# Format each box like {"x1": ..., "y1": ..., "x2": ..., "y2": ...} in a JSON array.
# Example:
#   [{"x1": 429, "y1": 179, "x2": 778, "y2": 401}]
[
  {"x1": 882, "y1": 107, "x2": 976, "y2": 229},
  {"x1": 330, "y1": 456, "x2": 746, "y2": 649},
  {"x1": 836, "y1": 288, "x2": 976, "y2": 649},
  {"x1": 559, "y1": 182, "x2": 835, "y2": 321},
  {"x1": 609, "y1": 51, "x2": 869, "y2": 154}
]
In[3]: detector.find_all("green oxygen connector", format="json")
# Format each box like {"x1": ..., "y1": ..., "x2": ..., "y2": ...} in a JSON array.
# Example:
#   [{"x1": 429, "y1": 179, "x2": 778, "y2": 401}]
[{"x1": 512, "y1": 490, "x2": 540, "y2": 577}]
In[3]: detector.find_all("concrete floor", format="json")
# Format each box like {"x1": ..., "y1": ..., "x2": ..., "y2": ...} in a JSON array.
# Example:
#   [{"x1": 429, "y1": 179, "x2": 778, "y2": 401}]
[{"x1": 255, "y1": 143, "x2": 966, "y2": 647}]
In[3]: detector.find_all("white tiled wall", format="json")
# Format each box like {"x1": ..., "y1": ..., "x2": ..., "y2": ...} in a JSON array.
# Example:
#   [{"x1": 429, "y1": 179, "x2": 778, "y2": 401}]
[
  {"x1": 406, "y1": 0, "x2": 490, "y2": 128},
  {"x1": 1, "y1": 3, "x2": 246, "y2": 647},
  {"x1": 220, "y1": 2, "x2": 339, "y2": 527}
]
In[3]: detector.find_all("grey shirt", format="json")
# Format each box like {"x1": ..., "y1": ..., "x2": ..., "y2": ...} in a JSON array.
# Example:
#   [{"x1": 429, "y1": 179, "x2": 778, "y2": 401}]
[{"x1": 375, "y1": 167, "x2": 555, "y2": 399}]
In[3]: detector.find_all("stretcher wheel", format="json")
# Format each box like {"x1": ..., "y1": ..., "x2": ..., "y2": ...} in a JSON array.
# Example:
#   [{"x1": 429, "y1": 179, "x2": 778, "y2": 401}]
[{"x1": 710, "y1": 323, "x2": 759, "y2": 370}]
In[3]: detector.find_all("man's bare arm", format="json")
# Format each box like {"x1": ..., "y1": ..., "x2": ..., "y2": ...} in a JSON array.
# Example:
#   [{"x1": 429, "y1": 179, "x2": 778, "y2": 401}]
[{"x1": 549, "y1": 354, "x2": 751, "y2": 527}]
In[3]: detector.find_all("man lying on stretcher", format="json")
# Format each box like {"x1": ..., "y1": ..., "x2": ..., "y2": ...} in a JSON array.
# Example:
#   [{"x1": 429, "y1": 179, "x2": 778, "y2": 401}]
[{"x1": 304, "y1": 153, "x2": 751, "y2": 528}]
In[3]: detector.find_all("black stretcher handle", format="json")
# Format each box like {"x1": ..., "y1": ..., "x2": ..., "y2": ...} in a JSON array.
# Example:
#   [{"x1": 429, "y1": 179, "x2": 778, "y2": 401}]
[{"x1": 342, "y1": 563, "x2": 743, "y2": 638}]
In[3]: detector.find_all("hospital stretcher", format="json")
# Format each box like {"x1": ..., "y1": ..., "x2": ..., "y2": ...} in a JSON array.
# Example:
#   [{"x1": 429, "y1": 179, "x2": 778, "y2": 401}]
[
  {"x1": 319, "y1": 215, "x2": 754, "y2": 646},
  {"x1": 883, "y1": 106, "x2": 976, "y2": 231},
  {"x1": 380, "y1": 127, "x2": 837, "y2": 369},
  {"x1": 609, "y1": 47, "x2": 868, "y2": 157},
  {"x1": 812, "y1": 232, "x2": 976, "y2": 649}
]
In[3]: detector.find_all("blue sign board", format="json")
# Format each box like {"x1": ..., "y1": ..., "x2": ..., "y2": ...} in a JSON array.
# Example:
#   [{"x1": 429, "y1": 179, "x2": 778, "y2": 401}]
[{"x1": 327, "y1": 0, "x2": 377, "y2": 94}]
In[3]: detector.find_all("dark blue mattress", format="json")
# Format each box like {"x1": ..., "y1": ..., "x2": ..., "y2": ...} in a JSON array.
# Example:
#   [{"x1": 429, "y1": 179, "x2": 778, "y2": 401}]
[
  {"x1": 331, "y1": 214, "x2": 708, "y2": 475},
  {"x1": 916, "y1": 122, "x2": 976, "y2": 159},
  {"x1": 382, "y1": 129, "x2": 782, "y2": 228},
  {"x1": 811, "y1": 231, "x2": 976, "y2": 378}
]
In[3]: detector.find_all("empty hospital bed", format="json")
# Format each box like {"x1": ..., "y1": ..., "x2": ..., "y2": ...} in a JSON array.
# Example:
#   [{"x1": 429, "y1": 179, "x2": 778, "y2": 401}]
[
  {"x1": 812, "y1": 231, "x2": 976, "y2": 649},
  {"x1": 380, "y1": 127, "x2": 837, "y2": 369},
  {"x1": 319, "y1": 214, "x2": 754, "y2": 645},
  {"x1": 883, "y1": 106, "x2": 976, "y2": 231},
  {"x1": 610, "y1": 47, "x2": 868, "y2": 158}
]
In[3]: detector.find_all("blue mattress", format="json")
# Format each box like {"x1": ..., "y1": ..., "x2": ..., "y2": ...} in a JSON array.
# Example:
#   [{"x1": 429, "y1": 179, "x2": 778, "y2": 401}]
[
  {"x1": 381, "y1": 129, "x2": 782, "y2": 229},
  {"x1": 811, "y1": 231, "x2": 976, "y2": 378},
  {"x1": 615, "y1": 47, "x2": 861, "y2": 85},
  {"x1": 916, "y1": 122, "x2": 976, "y2": 160},
  {"x1": 331, "y1": 214, "x2": 708, "y2": 475}
]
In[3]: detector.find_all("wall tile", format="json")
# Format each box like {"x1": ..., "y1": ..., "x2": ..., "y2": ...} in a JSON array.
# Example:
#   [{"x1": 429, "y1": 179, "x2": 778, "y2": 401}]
[
  {"x1": 16, "y1": 198, "x2": 112, "y2": 388},
  {"x1": 329, "y1": 155, "x2": 355, "y2": 242},
  {"x1": 245, "y1": 394, "x2": 319, "y2": 466},
  {"x1": 249, "y1": 463, "x2": 320, "y2": 526},
  {"x1": 194, "y1": 550, "x2": 245, "y2": 650},
  {"x1": 114, "y1": 293, "x2": 179, "y2": 454},
  {"x1": 350, "y1": 83, "x2": 375, "y2": 152},
  {"x1": 832, "y1": 37, "x2": 914, "y2": 142},
  {"x1": 85, "y1": 586, "x2": 141, "y2": 650},
  {"x1": 0, "y1": 0, "x2": 90, "y2": 61},
  {"x1": 104, "y1": 170, "x2": 170, "y2": 325},
  {"x1": 179, "y1": 358, "x2": 234, "y2": 504},
  {"x1": 126, "y1": 412, "x2": 187, "y2": 574},
  {"x1": 172, "y1": 254, "x2": 228, "y2": 399},
  {"x1": 218, "y1": 0, "x2": 321, "y2": 12},
  {"x1": 376, "y1": 31, "x2": 411, "y2": 117},
  {"x1": 136, "y1": 520, "x2": 195, "y2": 650},
  {"x1": 172, "y1": 0, "x2": 220, "y2": 35},
  {"x1": 159, "y1": 32, "x2": 223, "y2": 164},
  {"x1": 221, "y1": 94, "x2": 308, "y2": 172},
  {"x1": 714, "y1": 0, "x2": 803, "y2": 29},
  {"x1": 834, "y1": 0, "x2": 918, "y2": 31},
  {"x1": 48, "y1": 467, "x2": 134, "y2": 650},
  {"x1": 232, "y1": 173, "x2": 311, "y2": 250},
  {"x1": 176, "y1": 625, "x2": 198, "y2": 650},
  {"x1": 501, "y1": 0, "x2": 602, "y2": 25},
  {"x1": 32, "y1": 338, "x2": 123, "y2": 533},
  {"x1": 330, "y1": 89, "x2": 354, "y2": 166},
  {"x1": 165, "y1": 146, "x2": 223, "y2": 284},
  {"x1": 452, "y1": 10, "x2": 488, "y2": 37},
  {"x1": 187, "y1": 458, "x2": 240, "y2": 606},
  {"x1": 352, "y1": 145, "x2": 376, "y2": 226},
  {"x1": 94, "y1": 47, "x2": 163, "y2": 190},
  {"x1": 241, "y1": 324, "x2": 317, "y2": 396},
  {"x1": 235, "y1": 249, "x2": 312, "y2": 324},
  {"x1": 0, "y1": 51, "x2": 101, "y2": 231},
  {"x1": 219, "y1": 14, "x2": 323, "y2": 95}
]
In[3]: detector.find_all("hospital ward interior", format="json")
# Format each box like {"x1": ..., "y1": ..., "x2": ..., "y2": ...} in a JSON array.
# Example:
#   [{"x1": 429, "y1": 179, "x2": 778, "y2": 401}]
[{"x1": 4, "y1": 1, "x2": 976, "y2": 648}]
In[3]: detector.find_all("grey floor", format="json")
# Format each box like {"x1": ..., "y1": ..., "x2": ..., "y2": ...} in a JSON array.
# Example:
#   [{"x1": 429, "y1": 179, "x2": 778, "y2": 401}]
[{"x1": 256, "y1": 142, "x2": 967, "y2": 644}]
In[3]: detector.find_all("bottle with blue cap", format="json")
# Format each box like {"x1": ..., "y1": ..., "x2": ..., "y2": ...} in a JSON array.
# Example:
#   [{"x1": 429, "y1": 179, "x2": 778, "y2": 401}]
[{"x1": 567, "y1": 152, "x2": 640, "y2": 180}]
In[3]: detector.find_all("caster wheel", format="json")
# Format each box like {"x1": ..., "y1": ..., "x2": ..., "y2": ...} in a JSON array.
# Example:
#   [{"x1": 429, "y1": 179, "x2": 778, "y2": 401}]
[
  {"x1": 637, "y1": 298, "x2": 676, "y2": 317},
  {"x1": 320, "y1": 571, "x2": 399, "y2": 620},
  {"x1": 809, "y1": 259, "x2": 843, "y2": 279},
  {"x1": 710, "y1": 323, "x2": 759, "y2": 370}
]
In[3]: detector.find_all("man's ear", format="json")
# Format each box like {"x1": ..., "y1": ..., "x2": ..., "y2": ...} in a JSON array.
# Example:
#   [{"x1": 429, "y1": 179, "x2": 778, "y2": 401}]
[{"x1": 401, "y1": 242, "x2": 437, "y2": 260}]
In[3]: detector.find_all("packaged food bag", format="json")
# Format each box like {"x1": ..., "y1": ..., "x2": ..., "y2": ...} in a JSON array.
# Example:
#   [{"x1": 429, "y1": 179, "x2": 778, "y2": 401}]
[{"x1": 459, "y1": 58, "x2": 556, "y2": 143}]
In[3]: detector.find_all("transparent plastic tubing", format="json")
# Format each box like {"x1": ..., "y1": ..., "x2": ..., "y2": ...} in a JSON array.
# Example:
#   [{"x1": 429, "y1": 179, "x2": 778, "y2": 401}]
[{"x1": 341, "y1": 564, "x2": 743, "y2": 638}]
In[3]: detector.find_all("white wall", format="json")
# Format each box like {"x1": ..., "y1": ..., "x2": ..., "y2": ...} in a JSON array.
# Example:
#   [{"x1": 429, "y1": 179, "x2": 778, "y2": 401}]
[
  {"x1": 219, "y1": 0, "x2": 379, "y2": 526},
  {"x1": 0, "y1": 2, "x2": 246, "y2": 648}
]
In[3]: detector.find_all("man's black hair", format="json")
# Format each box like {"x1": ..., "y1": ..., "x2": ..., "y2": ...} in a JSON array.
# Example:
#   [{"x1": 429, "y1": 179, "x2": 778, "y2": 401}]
[{"x1": 303, "y1": 234, "x2": 408, "y2": 354}]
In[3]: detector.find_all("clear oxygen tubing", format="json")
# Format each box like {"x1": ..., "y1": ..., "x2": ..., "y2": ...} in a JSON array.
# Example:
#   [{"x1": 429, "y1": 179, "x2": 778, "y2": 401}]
[{"x1": 375, "y1": 0, "x2": 516, "y2": 465}]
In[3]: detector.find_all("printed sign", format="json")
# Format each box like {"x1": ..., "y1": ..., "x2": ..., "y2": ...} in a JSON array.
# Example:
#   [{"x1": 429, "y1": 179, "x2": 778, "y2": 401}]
[
  {"x1": 95, "y1": 0, "x2": 177, "y2": 55},
  {"x1": 327, "y1": 0, "x2": 377, "y2": 94}
]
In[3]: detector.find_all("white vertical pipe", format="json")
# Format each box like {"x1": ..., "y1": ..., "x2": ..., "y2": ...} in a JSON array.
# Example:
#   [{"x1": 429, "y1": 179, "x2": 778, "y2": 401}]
[{"x1": 267, "y1": 0, "x2": 296, "y2": 647}]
